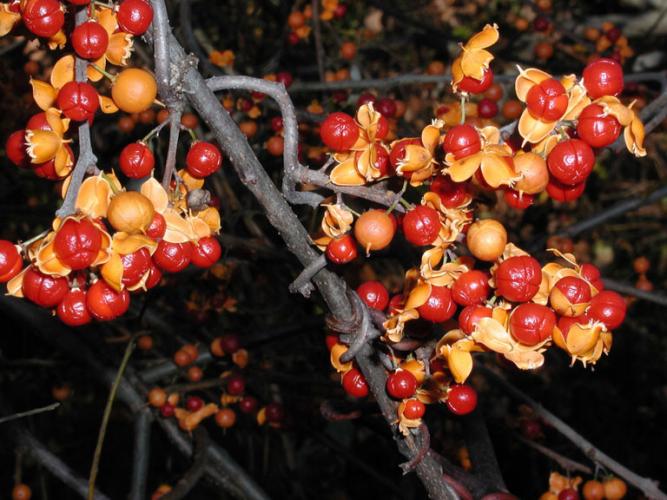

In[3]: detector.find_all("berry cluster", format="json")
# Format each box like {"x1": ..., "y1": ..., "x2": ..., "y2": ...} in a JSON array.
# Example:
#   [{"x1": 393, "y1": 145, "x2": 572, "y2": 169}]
[
  {"x1": 314, "y1": 24, "x2": 637, "y2": 433},
  {"x1": 541, "y1": 471, "x2": 627, "y2": 500},
  {"x1": 0, "y1": 0, "x2": 224, "y2": 325}
]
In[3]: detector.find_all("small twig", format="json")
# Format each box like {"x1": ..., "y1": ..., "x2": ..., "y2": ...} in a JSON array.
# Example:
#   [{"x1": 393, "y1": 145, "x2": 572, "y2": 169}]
[
  {"x1": 603, "y1": 278, "x2": 667, "y2": 307},
  {"x1": 319, "y1": 400, "x2": 362, "y2": 421},
  {"x1": 400, "y1": 424, "x2": 431, "y2": 474},
  {"x1": 517, "y1": 436, "x2": 593, "y2": 475},
  {"x1": 288, "y1": 254, "x2": 326, "y2": 297},
  {"x1": 0, "y1": 402, "x2": 60, "y2": 424},
  {"x1": 162, "y1": 109, "x2": 183, "y2": 189},
  {"x1": 87, "y1": 335, "x2": 138, "y2": 500}
]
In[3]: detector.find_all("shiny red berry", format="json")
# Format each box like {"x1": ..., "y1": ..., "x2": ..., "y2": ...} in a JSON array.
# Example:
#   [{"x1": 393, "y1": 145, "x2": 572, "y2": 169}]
[
  {"x1": 403, "y1": 205, "x2": 441, "y2": 246},
  {"x1": 509, "y1": 303, "x2": 556, "y2": 345},
  {"x1": 22, "y1": 267, "x2": 69, "y2": 308},
  {"x1": 145, "y1": 213, "x2": 166, "y2": 240},
  {"x1": 579, "y1": 263, "x2": 604, "y2": 291},
  {"x1": 582, "y1": 58, "x2": 623, "y2": 99},
  {"x1": 191, "y1": 237, "x2": 222, "y2": 268},
  {"x1": 153, "y1": 241, "x2": 192, "y2": 273},
  {"x1": 457, "y1": 67, "x2": 494, "y2": 94},
  {"x1": 119, "y1": 142, "x2": 154, "y2": 178},
  {"x1": 325, "y1": 234, "x2": 358, "y2": 264},
  {"x1": 239, "y1": 395, "x2": 258, "y2": 414},
  {"x1": 526, "y1": 78, "x2": 568, "y2": 121},
  {"x1": 430, "y1": 175, "x2": 471, "y2": 208},
  {"x1": 86, "y1": 280, "x2": 130, "y2": 321},
  {"x1": 121, "y1": 247, "x2": 152, "y2": 287},
  {"x1": 6, "y1": 130, "x2": 29, "y2": 168},
  {"x1": 458, "y1": 304, "x2": 492, "y2": 334},
  {"x1": 53, "y1": 218, "x2": 103, "y2": 270},
  {"x1": 22, "y1": 0, "x2": 64, "y2": 38},
  {"x1": 145, "y1": 264, "x2": 162, "y2": 289},
  {"x1": 342, "y1": 367, "x2": 369, "y2": 398},
  {"x1": 0, "y1": 240, "x2": 22, "y2": 282},
  {"x1": 354, "y1": 143, "x2": 390, "y2": 177},
  {"x1": 402, "y1": 399, "x2": 426, "y2": 419},
  {"x1": 160, "y1": 402, "x2": 175, "y2": 418},
  {"x1": 386, "y1": 369, "x2": 417, "y2": 399},
  {"x1": 576, "y1": 104, "x2": 622, "y2": 148},
  {"x1": 186, "y1": 141, "x2": 222, "y2": 178},
  {"x1": 587, "y1": 290, "x2": 626, "y2": 330},
  {"x1": 389, "y1": 137, "x2": 422, "y2": 170},
  {"x1": 417, "y1": 285, "x2": 457, "y2": 323},
  {"x1": 443, "y1": 124, "x2": 481, "y2": 159},
  {"x1": 71, "y1": 20, "x2": 109, "y2": 60},
  {"x1": 452, "y1": 270, "x2": 489, "y2": 306},
  {"x1": 546, "y1": 177, "x2": 586, "y2": 202},
  {"x1": 117, "y1": 0, "x2": 154, "y2": 35},
  {"x1": 547, "y1": 139, "x2": 595, "y2": 186},
  {"x1": 356, "y1": 281, "x2": 389, "y2": 310},
  {"x1": 477, "y1": 98, "x2": 498, "y2": 118},
  {"x1": 185, "y1": 396, "x2": 204, "y2": 412},
  {"x1": 320, "y1": 112, "x2": 359, "y2": 151},
  {"x1": 494, "y1": 256, "x2": 542, "y2": 302},
  {"x1": 57, "y1": 289, "x2": 92, "y2": 326},
  {"x1": 504, "y1": 189, "x2": 534, "y2": 209},
  {"x1": 375, "y1": 97, "x2": 397, "y2": 118},
  {"x1": 56, "y1": 82, "x2": 99, "y2": 122},
  {"x1": 265, "y1": 402, "x2": 285, "y2": 423},
  {"x1": 227, "y1": 374, "x2": 246, "y2": 395},
  {"x1": 447, "y1": 384, "x2": 477, "y2": 415}
]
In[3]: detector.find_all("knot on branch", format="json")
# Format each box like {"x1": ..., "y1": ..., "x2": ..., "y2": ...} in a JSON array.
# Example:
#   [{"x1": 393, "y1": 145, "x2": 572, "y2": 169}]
[{"x1": 326, "y1": 290, "x2": 382, "y2": 363}]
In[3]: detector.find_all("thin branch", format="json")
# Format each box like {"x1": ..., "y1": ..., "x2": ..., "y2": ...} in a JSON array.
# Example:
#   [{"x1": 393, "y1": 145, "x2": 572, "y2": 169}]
[
  {"x1": 56, "y1": 7, "x2": 97, "y2": 218},
  {"x1": 462, "y1": 409, "x2": 507, "y2": 492},
  {"x1": 0, "y1": 402, "x2": 60, "y2": 424},
  {"x1": 479, "y1": 365, "x2": 667, "y2": 500},
  {"x1": 161, "y1": 427, "x2": 209, "y2": 500},
  {"x1": 602, "y1": 278, "x2": 667, "y2": 307},
  {"x1": 88, "y1": 336, "x2": 138, "y2": 500},
  {"x1": 128, "y1": 410, "x2": 152, "y2": 500},
  {"x1": 162, "y1": 109, "x2": 183, "y2": 189},
  {"x1": 16, "y1": 429, "x2": 111, "y2": 500},
  {"x1": 517, "y1": 436, "x2": 593, "y2": 475}
]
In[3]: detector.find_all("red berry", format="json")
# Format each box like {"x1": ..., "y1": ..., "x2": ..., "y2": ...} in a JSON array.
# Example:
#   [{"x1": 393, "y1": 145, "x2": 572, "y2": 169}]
[
  {"x1": 6, "y1": 130, "x2": 29, "y2": 168},
  {"x1": 417, "y1": 285, "x2": 457, "y2": 323},
  {"x1": 356, "y1": 92, "x2": 376, "y2": 108},
  {"x1": 342, "y1": 367, "x2": 369, "y2": 398},
  {"x1": 270, "y1": 116, "x2": 283, "y2": 132},
  {"x1": 579, "y1": 263, "x2": 604, "y2": 291},
  {"x1": 356, "y1": 281, "x2": 389, "y2": 310},
  {"x1": 550, "y1": 276, "x2": 592, "y2": 315},
  {"x1": 276, "y1": 71, "x2": 293, "y2": 88},
  {"x1": 185, "y1": 396, "x2": 204, "y2": 412},
  {"x1": 320, "y1": 112, "x2": 359, "y2": 151},
  {"x1": 53, "y1": 218, "x2": 102, "y2": 270},
  {"x1": 457, "y1": 68, "x2": 494, "y2": 94},
  {"x1": 0, "y1": 240, "x2": 22, "y2": 282},
  {"x1": 443, "y1": 125, "x2": 481, "y2": 159},
  {"x1": 447, "y1": 384, "x2": 477, "y2": 415},
  {"x1": 160, "y1": 402, "x2": 175, "y2": 418},
  {"x1": 375, "y1": 97, "x2": 397, "y2": 118},
  {"x1": 388, "y1": 294, "x2": 404, "y2": 315},
  {"x1": 153, "y1": 241, "x2": 192, "y2": 273},
  {"x1": 26, "y1": 112, "x2": 51, "y2": 131},
  {"x1": 526, "y1": 78, "x2": 568, "y2": 121},
  {"x1": 504, "y1": 189, "x2": 534, "y2": 209},
  {"x1": 191, "y1": 237, "x2": 222, "y2": 268},
  {"x1": 402, "y1": 399, "x2": 426, "y2": 419},
  {"x1": 547, "y1": 139, "x2": 595, "y2": 186},
  {"x1": 546, "y1": 177, "x2": 586, "y2": 202},
  {"x1": 186, "y1": 141, "x2": 222, "y2": 178},
  {"x1": 22, "y1": 267, "x2": 68, "y2": 308},
  {"x1": 145, "y1": 264, "x2": 162, "y2": 289},
  {"x1": 56, "y1": 82, "x2": 99, "y2": 122},
  {"x1": 558, "y1": 489, "x2": 580, "y2": 500},
  {"x1": 576, "y1": 104, "x2": 622, "y2": 148},
  {"x1": 587, "y1": 290, "x2": 626, "y2": 330},
  {"x1": 220, "y1": 334, "x2": 240, "y2": 354},
  {"x1": 403, "y1": 205, "x2": 441, "y2": 246},
  {"x1": 86, "y1": 280, "x2": 130, "y2": 321},
  {"x1": 430, "y1": 175, "x2": 471, "y2": 208},
  {"x1": 389, "y1": 137, "x2": 422, "y2": 170},
  {"x1": 239, "y1": 395, "x2": 258, "y2": 414},
  {"x1": 117, "y1": 0, "x2": 154, "y2": 35},
  {"x1": 582, "y1": 58, "x2": 624, "y2": 99},
  {"x1": 452, "y1": 270, "x2": 489, "y2": 306},
  {"x1": 494, "y1": 256, "x2": 542, "y2": 302},
  {"x1": 354, "y1": 143, "x2": 390, "y2": 177},
  {"x1": 265, "y1": 402, "x2": 285, "y2": 423},
  {"x1": 227, "y1": 374, "x2": 245, "y2": 395},
  {"x1": 533, "y1": 16, "x2": 550, "y2": 32},
  {"x1": 71, "y1": 21, "x2": 109, "y2": 60},
  {"x1": 145, "y1": 213, "x2": 166, "y2": 240},
  {"x1": 477, "y1": 98, "x2": 498, "y2": 118},
  {"x1": 22, "y1": 0, "x2": 64, "y2": 37},
  {"x1": 458, "y1": 304, "x2": 492, "y2": 334},
  {"x1": 386, "y1": 369, "x2": 417, "y2": 399},
  {"x1": 57, "y1": 289, "x2": 92, "y2": 326},
  {"x1": 325, "y1": 234, "x2": 358, "y2": 264},
  {"x1": 119, "y1": 142, "x2": 154, "y2": 178},
  {"x1": 509, "y1": 303, "x2": 556, "y2": 345},
  {"x1": 120, "y1": 247, "x2": 152, "y2": 287}
]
